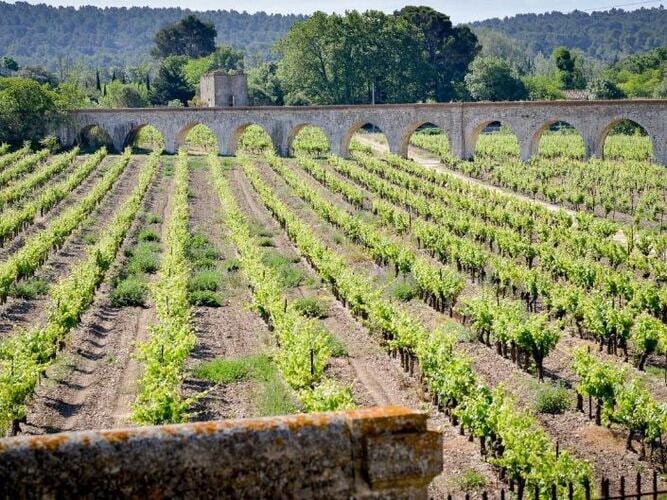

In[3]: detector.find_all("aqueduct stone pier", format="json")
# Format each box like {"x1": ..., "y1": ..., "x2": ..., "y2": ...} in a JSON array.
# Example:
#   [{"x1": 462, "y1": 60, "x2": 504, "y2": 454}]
[{"x1": 56, "y1": 100, "x2": 667, "y2": 164}]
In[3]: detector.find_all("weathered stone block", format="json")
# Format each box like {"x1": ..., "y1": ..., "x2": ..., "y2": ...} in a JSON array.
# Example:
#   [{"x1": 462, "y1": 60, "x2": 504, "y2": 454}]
[{"x1": 0, "y1": 406, "x2": 443, "y2": 499}]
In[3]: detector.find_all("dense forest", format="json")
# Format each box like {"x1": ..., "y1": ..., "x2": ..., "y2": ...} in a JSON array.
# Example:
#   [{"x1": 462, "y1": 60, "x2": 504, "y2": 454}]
[
  {"x1": 0, "y1": 2, "x2": 303, "y2": 71},
  {"x1": 473, "y1": 7, "x2": 667, "y2": 62},
  {"x1": 1, "y1": 2, "x2": 667, "y2": 71}
]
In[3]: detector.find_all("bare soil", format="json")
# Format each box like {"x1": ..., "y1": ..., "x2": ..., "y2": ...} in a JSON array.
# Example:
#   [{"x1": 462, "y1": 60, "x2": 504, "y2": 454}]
[{"x1": 181, "y1": 165, "x2": 273, "y2": 421}]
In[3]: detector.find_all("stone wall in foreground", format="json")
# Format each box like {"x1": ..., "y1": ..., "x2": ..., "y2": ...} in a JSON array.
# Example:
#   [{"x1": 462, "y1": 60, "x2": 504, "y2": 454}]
[{"x1": 0, "y1": 406, "x2": 442, "y2": 499}]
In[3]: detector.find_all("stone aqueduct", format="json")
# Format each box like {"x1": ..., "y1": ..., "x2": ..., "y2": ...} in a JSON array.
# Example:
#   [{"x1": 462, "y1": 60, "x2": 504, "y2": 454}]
[{"x1": 56, "y1": 100, "x2": 667, "y2": 164}]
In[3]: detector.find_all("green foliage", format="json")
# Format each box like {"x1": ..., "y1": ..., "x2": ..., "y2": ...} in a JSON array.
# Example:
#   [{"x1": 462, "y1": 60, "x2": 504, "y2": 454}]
[
  {"x1": 611, "y1": 48, "x2": 667, "y2": 98},
  {"x1": 235, "y1": 148, "x2": 593, "y2": 495},
  {"x1": 0, "y1": 77, "x2": 57, "y2": 145},
  {"x1": 110, "y1": 277, "x2": 149, "y2": 307},
  {"x1": 189, "y1": 269, "x2": 221, "y2": 292},
  {"x1": 396, "y1": 6, "x2": 480, "y2": 101},
  {"x1": 255, "y1": 376, "x2": 299, "y2": 416},
  {"x1": 152, "y1": 15, "x2": 216, "y2": 59},
  {"x1": 631, "y1": 313, "x2": 667, "y2": 370},
  {"x1": 293, "y1": 297, "x2": 328, "y2": 319},
  {"x1": 183, "y1": 45, "x2": 245, "y2": 87},
  {"x1": 126, "y1": 242, "x2": 160, "y2": 274},
  {"x1": 300, "y1": 379, "x2": 355, "y2": 412},
  {"x1": 451, "y1": 469, "x2": 488, "y2": 492},
  {"x1": 292, "y1": 126, "x2": 330, "y2": 157},
  {"x1": 183, "y1": 124, "x2": 218, "y2": 153},
  {"x1": 188, "y1": 290, "x2": 224, "y2": 307},
  {"x1": 552, "y1": 47, "x2": 586, "y2": 90},
  {"x1": 9, "y1": 278, "x2": 49, "y2": 299},
  {"x1": 248, "y1": 62, "x2": 284, "y2": 106},
  {"x1": 238, "y1": 125, "x2": 273, "y2": 153},
  {"x1": 276, "y1": 10, "x2": 427, "y2": 105},
  {"x1": 587, "y1": 76, "x2": 625, "y2": 99},
  {"x1": 472, "y1": 8, "x2": 667, "y2": 63},
  {"x1": 133, "y1": 151, "x2": 196, "y2": 425},
  {"x1": 0, "y1": 3, "x2": 302, "y2": 70},
  {"x1": 534, "y1": 382, "x2": 571, "y2": 414},
  {"x1": 192, "y1": 357, "x2": 251, "y2": 384},
  {"x1": 464, "y1": 56, "x2": 528, "y2": 101},
  {"x1": 149, "y1": 56, "x2": 195, "y2": 106},
  {"x1": 138, "y1": 229, "x2": 160, "y2": 242},
  {"x1": 133, "y1": 125, "x2": 166, "y2": 152},
  {"x1": 391, "y1": 280, "x2": 419, "y2": 302},
  {"x1": 192, "y1": 354, "x2": 276, "y2": 385},
  {"x1": 0, "y1": 149, "x2": 159, "y2": 434},
  {"x1": 522, "y1": 73, "x2": 565, "y2": 100},
  {"x1": 99, "y1": 81, "x2": 149, "y2": 108},
  {"x1": 1, "y1": 57, "x2": 19, "y2": 71}
]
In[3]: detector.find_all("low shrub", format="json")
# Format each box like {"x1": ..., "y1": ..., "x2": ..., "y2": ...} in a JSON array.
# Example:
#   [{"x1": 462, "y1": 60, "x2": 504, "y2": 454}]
[
  {"x1": 293, "y1": 297, "x2": 328, "y2": 319},
  {"x1": 125, "y1": 243, "x2": 160, "y2": 274},
  {"x1": 110, "y1": 277, "x2": 148, "y2": 307},
  {"x1": 189, "y1": 269, "x2": 221, "y2": 292},
  {"x1": 189, "y1": 290, "x2": 224, "y2": 307},
  {"x1": 534, "y1": 382, "x2": 571, "y2": 414},
  {"x1": 10, "y1": 278, "x2": 49, "y2": 299},
  {"x1": 391, "y1": 280, "x2": 418, "y2": 302},
  {"x1": 138, "y1": 228, "x2": 160, "y2": 242}
]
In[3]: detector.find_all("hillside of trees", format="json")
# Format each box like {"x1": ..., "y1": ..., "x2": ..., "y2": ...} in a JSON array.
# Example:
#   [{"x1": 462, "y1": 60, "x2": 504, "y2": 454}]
[
  {"x1": 2, "y1": 2, "x2": 667, "y2": 72},
  {"x1": 0, "y1": 2, "x2": 303, "y2": 71},
  {"x1": 472, "y1": 7, "x2": 667, "y2": 62}
]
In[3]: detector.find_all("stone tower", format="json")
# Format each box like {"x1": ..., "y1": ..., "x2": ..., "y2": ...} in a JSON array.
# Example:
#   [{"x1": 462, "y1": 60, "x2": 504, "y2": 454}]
[{"x1": 200, "y1": 71, "x2": 249, "y2": 107}]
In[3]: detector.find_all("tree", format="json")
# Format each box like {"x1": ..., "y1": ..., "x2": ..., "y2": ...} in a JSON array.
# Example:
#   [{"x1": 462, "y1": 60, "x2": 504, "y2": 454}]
[
  {"x1": 1, "y1": 57, "x2": 19, "y2": 72},
  {"x1": 248, "y1": 62, "x2": 284, "y2": 106},
  {"x1": 100, "y1": 81, "x2": 149, "y2": 108},
  {"x1": 149, "y1": 56, "x2": 194, "y2": 106},
  {"x1": 587, "y1": 76, "x2": 625, "y2": 99},
  {"x1": 397, "y1": 6, "x2": 480, "y2": 101},
  {"x1": 523, "y1": 74, "x2": 565, "y2": 100},
  {"x1": 464, "y1": 56, "x2": 528, "y2": 101},
  {"x1": 0, "y1": 77, "x2": 57, "y2": 144},
  {"x1": 183, "y1": 45, "x2": 245, "y2": 88},
  {"x1": 276, "y1": 10, "x2": 424, "y2": 105},
  {"x1": 152, "y1": 15, "x2": 217, "y2": 59},
  {"x1": 16, "y1": 66, "x2": 58, "y2": 87},
  {"x1": 552, "y1": 47, "x2": 586, "y2": 90},
  {"x1": 53, "y1": 82, "x2": 90, "y2": 110}
]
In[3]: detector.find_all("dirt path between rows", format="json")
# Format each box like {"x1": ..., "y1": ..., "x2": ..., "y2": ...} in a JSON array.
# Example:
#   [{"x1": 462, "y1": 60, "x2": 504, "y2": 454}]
[
  {"x1": 181, "y1": 165, "x2": 273, "y2": 421},
  {"x1": 21, "y1": 158, "x2": 170, "y2": 434}
]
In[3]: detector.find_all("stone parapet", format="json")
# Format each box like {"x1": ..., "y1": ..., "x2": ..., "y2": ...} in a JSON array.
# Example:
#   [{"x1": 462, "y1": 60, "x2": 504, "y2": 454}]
[{"x1": 0, "y1": 406, "x2": 442, "y2": 499}]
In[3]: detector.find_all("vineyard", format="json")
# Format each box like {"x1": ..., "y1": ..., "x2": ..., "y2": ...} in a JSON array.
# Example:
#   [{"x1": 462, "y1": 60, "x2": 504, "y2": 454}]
[{"x1": 0, "y1": 125, "x2": 665, "y2": 499}]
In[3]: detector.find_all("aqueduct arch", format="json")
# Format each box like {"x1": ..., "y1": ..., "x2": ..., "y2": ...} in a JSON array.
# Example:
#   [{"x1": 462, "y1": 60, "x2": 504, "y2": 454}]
[
  {"x1": 528, "y1": 119, "x2": 587, "y2": 159},
  {"x1": 398, "y1": 121, "x2": 452, "y2": 158},
  {"x1": 598, "y1": 118, "x2": 656, "y2": 161},
  {"x1": 54, "y1": 101, "x2": 667, "y2": 164}
]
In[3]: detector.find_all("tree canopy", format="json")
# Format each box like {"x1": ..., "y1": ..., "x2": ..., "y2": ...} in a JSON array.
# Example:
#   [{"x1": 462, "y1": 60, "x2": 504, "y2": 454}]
[
  {"x1": 152, "y1": 15, "x2": 217, "y2": 59},
  {"x1": 395, "y1": 6, "x2": 480, "y2": 101},
  {"x1": 464, "y1": 56, "x2": 528, "y2": 101}
]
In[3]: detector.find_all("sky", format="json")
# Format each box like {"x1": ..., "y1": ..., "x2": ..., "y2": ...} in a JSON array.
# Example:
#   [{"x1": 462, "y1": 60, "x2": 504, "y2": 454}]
[{"x1": 15, "y1": 0, "x2": 666, "y2": 23}]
